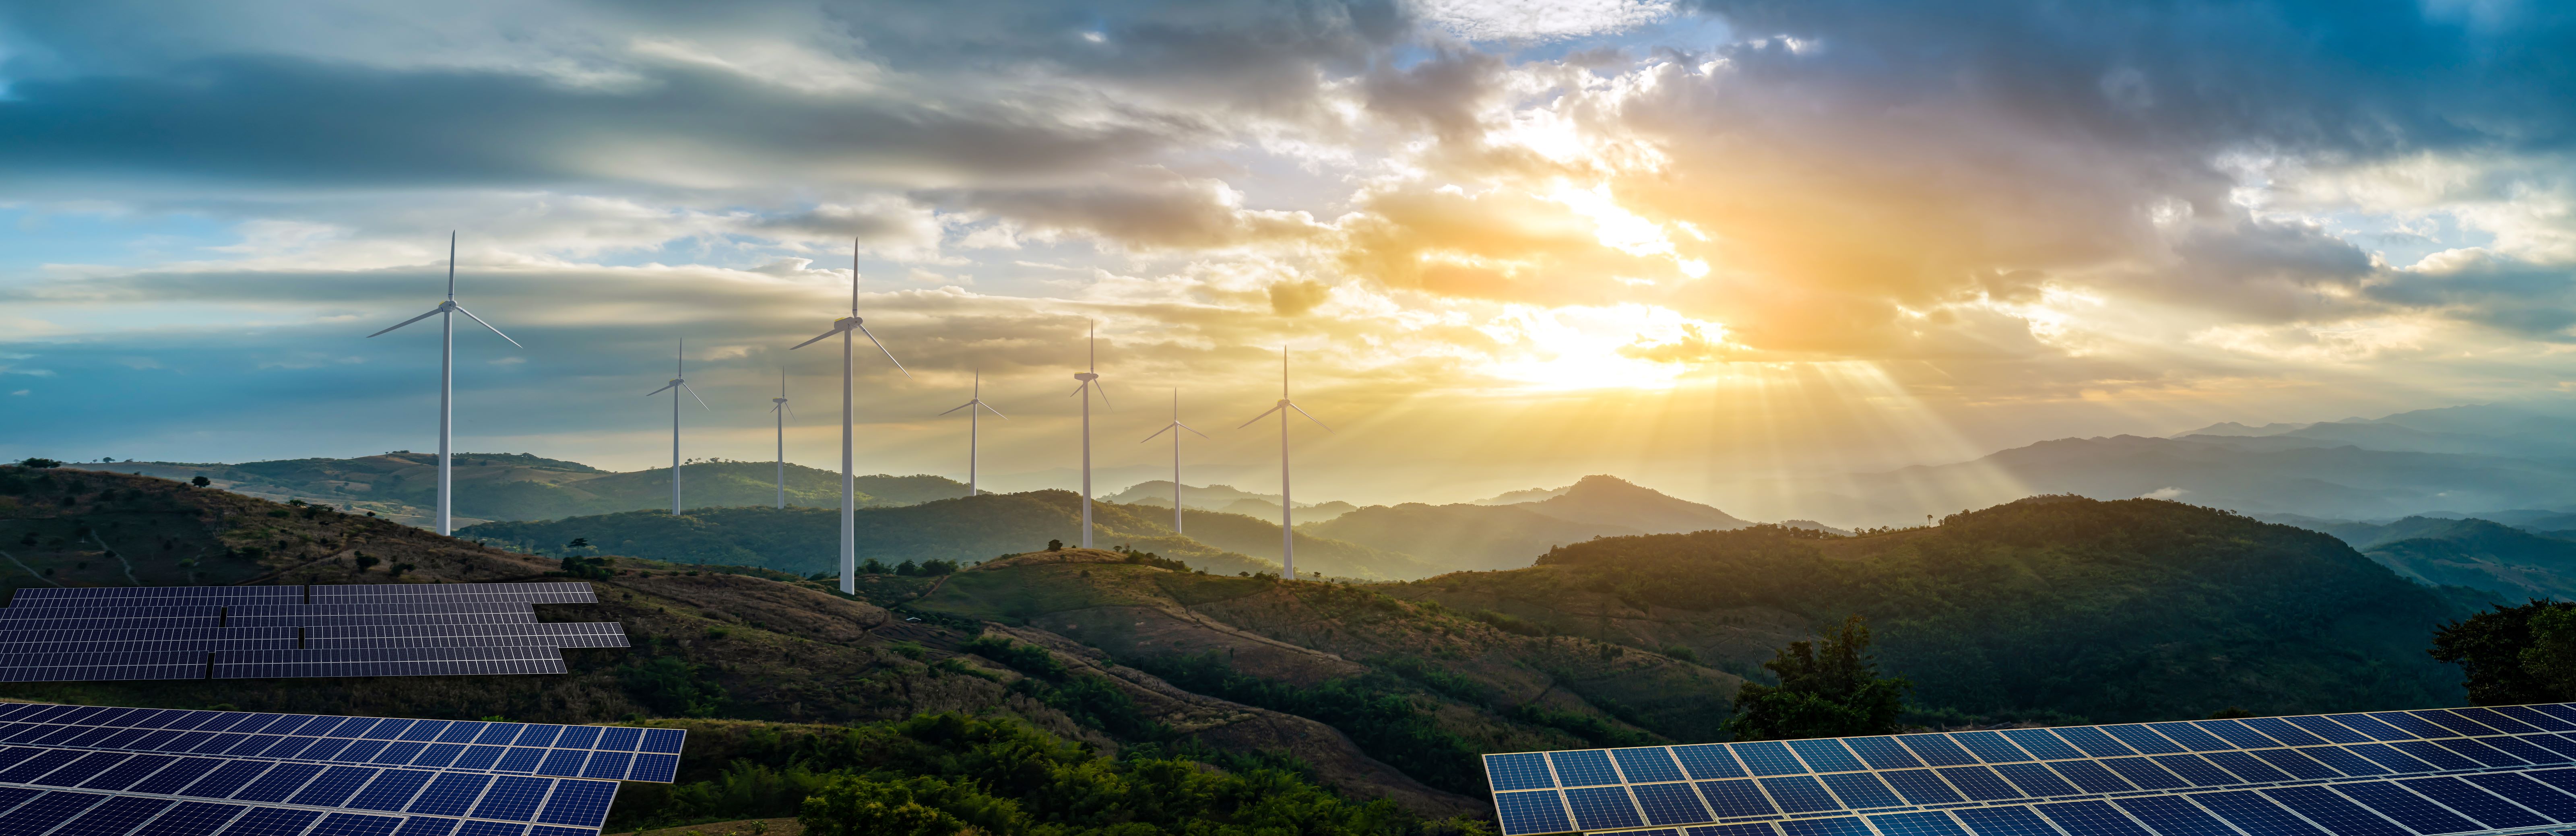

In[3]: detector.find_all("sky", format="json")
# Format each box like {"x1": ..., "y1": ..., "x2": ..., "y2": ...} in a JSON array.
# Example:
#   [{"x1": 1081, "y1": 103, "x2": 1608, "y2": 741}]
[{"x1": 5, "y1": 0, "x2": 2576, "y2": 520}]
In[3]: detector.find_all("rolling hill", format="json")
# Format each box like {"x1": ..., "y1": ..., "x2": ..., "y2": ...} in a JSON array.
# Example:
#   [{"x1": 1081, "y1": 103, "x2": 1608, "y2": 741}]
[
  {"x1": 1384, "y1": 495, "x2": 2494, "y2": 724},
  {"x1": 1307, "y1": 475, "x2": 1750, "y2": 572},
  {"x1": 455, "y1": 491, "x2": 1441, "y2": 580},
  {"x1": 110, "y1": 454, "x2": 968, "y2": 527}
]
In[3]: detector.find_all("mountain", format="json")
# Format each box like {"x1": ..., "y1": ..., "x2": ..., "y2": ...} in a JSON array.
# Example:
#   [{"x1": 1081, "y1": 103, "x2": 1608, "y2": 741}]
[
  {"x1": 1472, "y1": 485, "x2": 1571, "y2": 505},
  {"x1": 456, "y1": 492, "x2": 1441, "y2": 580},
  {"x1": 1102, "y1": 481, "x2": 1360, "y2": 522},
  {"x1": 1386, "y1": 495, "x2": 2492, "y2": 723},
  {"x1": 0, "y1": 464, "x2": 1486, "y2": 822},
  {"x1": 1305, "y1": 475, "x2": 1750, "y2": 572},
  {"x1": 2171, "y1": 421, "x2": 2315, "y2": 437},
  {"x1": 111, "y1": 454, "x2": 967, "y2": 526},
  {"x1": 2341, "y1": 519, "x2": 2576, "y2": 600}
]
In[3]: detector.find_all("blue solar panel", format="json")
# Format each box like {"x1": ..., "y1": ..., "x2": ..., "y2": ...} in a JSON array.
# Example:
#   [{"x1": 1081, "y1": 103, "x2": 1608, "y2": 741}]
[
  {"x1": 1952, "y1": 805, "x2": 2061, "y2": 836},
  {"x1": 57, "y1": 797, "x2": 173, "y2": 836},
  {"x1": 1614, "y1": 748, "x2": 1690, "y2": 783},
  {"x1": 2334, "y1": 780, "x2": 2484, "y2": 833},
  {"x1": 1551, "y1": 750, "x2": 1623, "y2": 787},
  {"x1": 2491, "y1": 735, "x2": 2570, "y2": 763},
  {"x1": 1777, "y1": 817, "x2": 1873, "y2": 836},
  {"x1": 2258, "y1": 785, "x2": 2412, "y2": 836},
  {"x1": 1631, "y1": 782, "x2": 1713, "y2": 826},
  {"x1": 2392, "y1": 739, "x2": 2483, "y2": 770},
  {"x1": 390, "y1": 817, "x2": 457, "y2": 836},
  {"x1": 2397, "y1": 776, "x2": 2552, "y2": 829},
  {"x1": 1673, "y1": 745, "x2": 1746, "y2": 780},
  {"x1": 1, "y1": 791, "x2": 110, "y2": 834},
  {"x1": 533, "y1": 780, "x2": 615, "y2": 828},
  {"x1": 347, "y1": 770, "x2": 437, "y2": 812},
  {"x1": 230, "y1": 762, "x2": 324, "y2": 802},
  {"x1": 1787, "y1": 739, "x2": 1867, "y2": 773},
  {"x1": 1695, "y1": 780, "x2": 1776, "y2": 817},
  {"x1": 1493, "y1": 790, "x2": 1572, "y2": 836},
  {"x1": 2035, "y1": 800, "x2": 2156, "y2": 836},
  {"x1": 1730, "y1": 741, "x2": 1808, "y2": 776},
  {"x1": 2053, "y1": 727, "x2": 2136, "y2": 758},
  {"x1": 2374, "y1": 711, "x2": 2460, "y2": 738},
  {"x1": 2301, "y1": 745, "x2": 2390, "y2": 776},
  {"x1": 1989, "y1": 762, "x2": 2078, "y2": 797},
  {"x1": 1819, "y1": 771, "x2": 1907, "y2": 809},
  {"x1": 626, "y1": 754, "x2": 677, "y2": 784},
  {"x1": 2497, "y1": 706, "x2": 2576, "y2": 731},
  {"x1": 2148, "y1": 754, "x2": 2235, "y2": 786},
  {"x1": 1692, "y1": 824, "x2": 1780, "y2": 836},
  {"x1": 2100, "y1": 726, "x2": 2186, "y2": 755},
  {"x1": 1870, "y1": 811, "x2": 1972, "y2": 836},
  {"x1": 2437, "y1": 736, "x2": 2530, "y2": 766},
  {"x1": 2243, "y1": 748, "x2": 2339, "y2": 780},
  {"x1": 468, "y1": 776, "x2": 550, "y2": 822},
  {"x1": 2098, "y1": 758, "x2": 2187, "y2": 790},
  {"x1": 1949, "y1": 732, "x2": 2031, "y2": 764},
  {"x1": 2147, "y1": 723, "x2": 2234, "y2": 752},
  {"x1": 1997, "y1": 730, "x2": 2083, "y2": 762},
  {"x1": 2332, "y1": 714, "x2": 2419, "y2": 742},
  {"x1": 1485, "y1": 753, "x2": 1555, "y2": 791},
  {"x1": 1563, "y1": 786, "x2": 1646, "y2": 831},
  {"x1": 1880, "y1": 769, "x2": 1965, "y2": 805},
  {"x1": 1899, "y1": 735, "x2": 1981, "y2": 767},
  {"x1": 217, "y1": 807, "x2": 318, "y2": 836},
  {"x1": 2194, "y1": 789, "x2": 2331, "y2": 836},
  {"x1": 1759, "y1": 776, "x2": 1842, "y2": 813},
  {"x1": 1937, "y1": 766, "x2": 2023, "y2": 801},
  {"x1": 406, "y1": 773, "x2": 494, "y2": 818},
  {"x1": 1845, "y1": 738, "x2": 1925, "y2": 770},
  {"x1": 2194, "y1": 720, "x2": 2284, "y2": 749},
  {"x1": 2199, "y1": 750, "x2": 2291, "y2": 782}
]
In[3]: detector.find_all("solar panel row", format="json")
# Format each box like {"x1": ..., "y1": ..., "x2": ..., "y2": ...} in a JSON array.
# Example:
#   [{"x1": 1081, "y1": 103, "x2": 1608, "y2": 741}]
[
  {"x1": 0, "y1": 703, "x2": 684, "y2": 784},
  {"x1": 1486, "y1": 704, "x2": 2576, "y2": 836},
  {"x1": 0, "y1": 586, "x2": 623, "y2": 682}
]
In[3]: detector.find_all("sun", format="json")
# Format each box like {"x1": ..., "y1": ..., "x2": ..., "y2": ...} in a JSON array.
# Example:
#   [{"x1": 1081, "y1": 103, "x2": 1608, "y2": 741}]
[{"x1": 1478, "y1": 303, "x2": 1732, "y2": 391}]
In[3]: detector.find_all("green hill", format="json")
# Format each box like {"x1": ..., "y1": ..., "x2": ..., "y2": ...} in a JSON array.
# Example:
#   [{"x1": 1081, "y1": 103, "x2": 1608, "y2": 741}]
[
  {"x1": 456, "y1": 491, "x2": 1445, "y2": 581},
  {"x1": 2359, "y1": 518, "x2": 2576, "y2": 600},
  {"x1": 114, "y1": 454, "x2": 966, "y2": 526},
  {"x1": 1386, "y1": 495, "x2": 2496, "y2": 724}
]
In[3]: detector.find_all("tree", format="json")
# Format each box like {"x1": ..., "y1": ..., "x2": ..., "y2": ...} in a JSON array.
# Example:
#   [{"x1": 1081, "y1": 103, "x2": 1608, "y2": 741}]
[
  {"x1": 1046, "y1": 539, "x2": 1065, "y2": 551},
  {"x1": 1726, "y1": 615, "x2": 1911, "y2": 740},
  {"x1": 190, "y1": 476, "x2": 211, "y2": 487},
  {"x1": 18, "y1": 458, "x2": 60, "y2": 469},
  {"x1": 566, "y1": 537, "x2": 590, "y2": 551},
  {"x1": 2432, "y1": 600, "x2": 2576, "y2": 704}
]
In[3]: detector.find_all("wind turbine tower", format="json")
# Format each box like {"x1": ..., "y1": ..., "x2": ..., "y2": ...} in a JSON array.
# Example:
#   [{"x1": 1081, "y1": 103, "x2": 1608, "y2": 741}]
[
  {"x1": 1140, "y1": 389, "x2": 1206, "y2": 534},
  {"x1": 365, "y1": 232, "x2": 521, "y2": 535},
  {"x1": 644, "y1": 339, "x2": 710, "y2": 514},
  {"x1": 770, "y1": 369, "x2": 793, "y2": 509},
  {"x1": 938, "y1": 369, "x2": 1007, "y2": 496},
  {"x1": 1238, "y1": 347, "x2": 1328, "y2": 580},
  {"x1": 791, "y1": 238, "x2": 910, "y2": 593},
  {"x1": 1069, "y1": 322, "x2": 1110, "y2": 548}
]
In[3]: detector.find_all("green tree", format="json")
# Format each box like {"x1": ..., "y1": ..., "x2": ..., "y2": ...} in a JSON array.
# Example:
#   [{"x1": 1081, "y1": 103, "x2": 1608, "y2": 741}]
[
  {"x1": 190, "y1": 476, "x2": 211, "y2": 487},
  {"x1": 799, "y1": 776, "x2": 975, "y2": 836},
  {"x1": 17, "y1": 458, "x2": 61, "y2": 469},
  {"x1": 2433, "y1": 600, "x2": 2576, "y2": 704},
  {"x1": 1727, "y1": 615, "x2": 1911, "y2": 740}
]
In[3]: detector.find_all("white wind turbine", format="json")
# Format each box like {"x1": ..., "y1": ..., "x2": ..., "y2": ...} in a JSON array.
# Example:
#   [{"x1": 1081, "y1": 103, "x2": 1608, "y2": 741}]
[
  {"x1": 938, "y1": 369, "x2": 1007, "y2": 497},
  {"x1": 1139, "y1": 389, "x2": 1207, "y2": 535},
  {"x1": 365, "y1": 232, "x2": 521, "y2": 535},
  {"x1": 790, "y1": 238, "x2": 910, "y2": 593},
  {"x1": 770, "y1": 369, "x2": 793, "y2": 509},
  {"x1": 1237, "y1": 347, "x2": 1327, "y2": 580},
  {"x1": 644, "y1": 339, "x2": 710, "y2": 514},
  {"x1": 1069, "y1": 322, "x2": 1110, "y2": 549}
]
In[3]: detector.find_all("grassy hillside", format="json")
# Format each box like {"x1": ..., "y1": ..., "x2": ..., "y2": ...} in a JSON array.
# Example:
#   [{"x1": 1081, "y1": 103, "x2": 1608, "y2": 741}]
[
  {"x1": 1387, "y1": 495, "x2": 2492, "y2": 725},
  {"x1": 1307, "y1": 502, "x2": 1637, "y2": 572},
  {"x1": 457, "y1": 492, "x2": 1441, "y2": 580},
  {"x1": 0, "y1": 464, "x2": 1489, "y2": 827},
  {"x1": 114, "y1": 454, "x2": 966, "y2": 526},
  {"x1": 907, "y1": 548, "x2": 1744, "y2": 798},
  {"x1": 2359, "y1": 519, "x2": 2576, "y2": 600}
]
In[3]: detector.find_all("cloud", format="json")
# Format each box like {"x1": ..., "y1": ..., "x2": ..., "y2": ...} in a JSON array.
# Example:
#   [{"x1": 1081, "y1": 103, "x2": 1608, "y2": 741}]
[{"x1": 924, "y1": 171, "x2": 1329, "y2": 250}]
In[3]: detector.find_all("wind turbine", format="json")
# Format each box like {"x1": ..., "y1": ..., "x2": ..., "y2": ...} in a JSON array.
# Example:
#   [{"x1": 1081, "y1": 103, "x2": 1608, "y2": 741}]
[
  {"x1": 1140, "y1": 389, "x2": 1207, "y2": 535},
  {"x1": 366, "y1": 232, "x2": 521, "y2": 536},
  {"x1": 644, "y1": 339, "x2": 710, "y2": 514},
  {"x1": 938, "y1": 369, "x2": 1007, "y2": 496},
  {"x1": 770, "y1": 369, "x2": 793, "y2": 509},
  {"x1": 1069, "y1": 322, "x2": 1110, "y2": 548},
  {"x1": 1237, "y1": 347, "x2": 1327, "y2": 580},
  {"x1": 790, "y1": 238, "x2": 910, "y2": 593}
]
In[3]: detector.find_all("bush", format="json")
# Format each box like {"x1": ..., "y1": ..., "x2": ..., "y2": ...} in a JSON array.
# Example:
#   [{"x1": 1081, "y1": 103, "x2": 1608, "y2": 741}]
[
  {"x1": 17, "y1": 458, "x2": 60, "y2": 469},
  {"x1": 621, "y1": 656, "x2": 730, "y2": 717}
]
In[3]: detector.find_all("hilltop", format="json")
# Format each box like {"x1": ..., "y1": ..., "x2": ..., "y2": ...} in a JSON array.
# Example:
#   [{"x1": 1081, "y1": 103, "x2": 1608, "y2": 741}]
[
  {"x1": 1309, "y1": 475, "x2": 1750, "y2": 572},
  {"x1": 0, "y1": 464, "x2": 1489, "y2": 822},
  {"x1": 108, "y1": 453, "x2": 967, "y2": 528},
  {"x1": 1104, "y1": 480, "x2": 1361, "y2": 522},
  {"x1": 1385, "y1": 496, "x2": 2491, "y2": 724},
  {"x1": 457, "y1": 491, "x2": 1443, "y2": 580}
]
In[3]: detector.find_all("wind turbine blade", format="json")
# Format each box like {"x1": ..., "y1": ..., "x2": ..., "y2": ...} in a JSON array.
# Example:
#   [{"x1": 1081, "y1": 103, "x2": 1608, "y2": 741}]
[
  {"x1": 789, "y1": 326, "x2": 842, "y2": 351},
  {"x1": 772, "y1": 403, "x2": 784, "y2": 414},
  {"x1": 366, "y1": 306, "x2": 445, "y2": 338},
  {"x1": 1236, "y1": 404, "x2": 1285, "y2": 429},
  {"x1": 451, "y1": 306, "x2": 522, "y2": 348},
  {"x1": 1092, "y1": 380, "x2": 1110, "y2": 410},
  {"x1": 1177, "y1": 422, "x2": 1210, "y2": 438},
  {"x1": 1070, "y1": 383, "x2": 1088, "y2": 397},
  {"x1": 1288, "y1": 402, "x2": 1331, "y2": 431},
  {"x1": 645, "y1": 383, "x2": 679, "y2": 396},
  {"x1": 1141, "y1": 424, "x2": 1175, "y2": 443},
  {"x1": 854, "y1": 322, "x2": 911, "y2": 378},
  {"x1": 784, "y1": 403, "x2": 795, "y2": 420},
  {"x1": 680, "y1": 381, "x2": 711, "y2": 410},
  {"x1": 938, "y1": 401, "x2": 975, "y2": 416},
  {"x1": 979, "y1": 402, "x2": 1008, "y2": 419}
]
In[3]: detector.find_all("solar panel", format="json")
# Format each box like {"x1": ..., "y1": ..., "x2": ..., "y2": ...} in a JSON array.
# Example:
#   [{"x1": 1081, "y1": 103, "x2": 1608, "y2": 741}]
[
  {"x1": 0, "y1": 586, "x2": 623, "y2": 682},
  {"x1": 0, "y1": 703, "x2": 683, "y2": 836},
  {"x1": 1481, "y1": 702, "x2": 2576, "y2": 836}
]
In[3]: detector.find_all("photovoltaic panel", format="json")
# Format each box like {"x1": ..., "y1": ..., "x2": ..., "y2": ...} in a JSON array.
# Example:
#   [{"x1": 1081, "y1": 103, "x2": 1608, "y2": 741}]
[
  {"x1": 0, "y1": 585, "x2": 623, "y2": 683},
  {"x1": 1483, "y1": 702, "x2": 2576, "y2": 835}
]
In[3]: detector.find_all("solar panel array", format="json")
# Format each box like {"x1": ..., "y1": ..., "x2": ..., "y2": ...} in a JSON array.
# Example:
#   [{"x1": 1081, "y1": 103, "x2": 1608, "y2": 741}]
[
  {"x1": 0, "y1": 701, "x2": 685, "y2": 836},
  {"x1": 0, "y1": 584, "x2": 625, "y2": 681},
  {"x1": 1483, "y1": 703, "x2": 2576, "y2": 836}
]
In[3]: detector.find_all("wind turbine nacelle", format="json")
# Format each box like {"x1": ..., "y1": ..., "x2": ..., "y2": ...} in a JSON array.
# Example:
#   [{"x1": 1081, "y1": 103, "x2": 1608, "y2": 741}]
[
  {"x1": 1075, "y1": 372, "x2": 1099, "y2": 381},
  {"x1": 836, "y1": 316, "x2": 864, "y2": 328},
  {"x1": 668, "y1": 379, "x2": 686, "y2": 386}
]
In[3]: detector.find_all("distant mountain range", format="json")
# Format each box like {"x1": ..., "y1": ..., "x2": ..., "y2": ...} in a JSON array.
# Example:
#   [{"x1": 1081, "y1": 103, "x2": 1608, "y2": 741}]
[
  {"x1": 1310, "y1": 475, "x2": 1750, "y2": 572},
  {"x1": 109, "y1": 453, "x2": 968, "y2": 527},
  {"x1": 1101, "y1": 480, "x2": 1358, "y2": 522}
]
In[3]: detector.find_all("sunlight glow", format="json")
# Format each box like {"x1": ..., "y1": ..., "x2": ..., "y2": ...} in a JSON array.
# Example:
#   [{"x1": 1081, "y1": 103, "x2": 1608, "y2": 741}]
[{"x1": 1477, "y1": 303, "x2": 1728, "y2": 390}]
